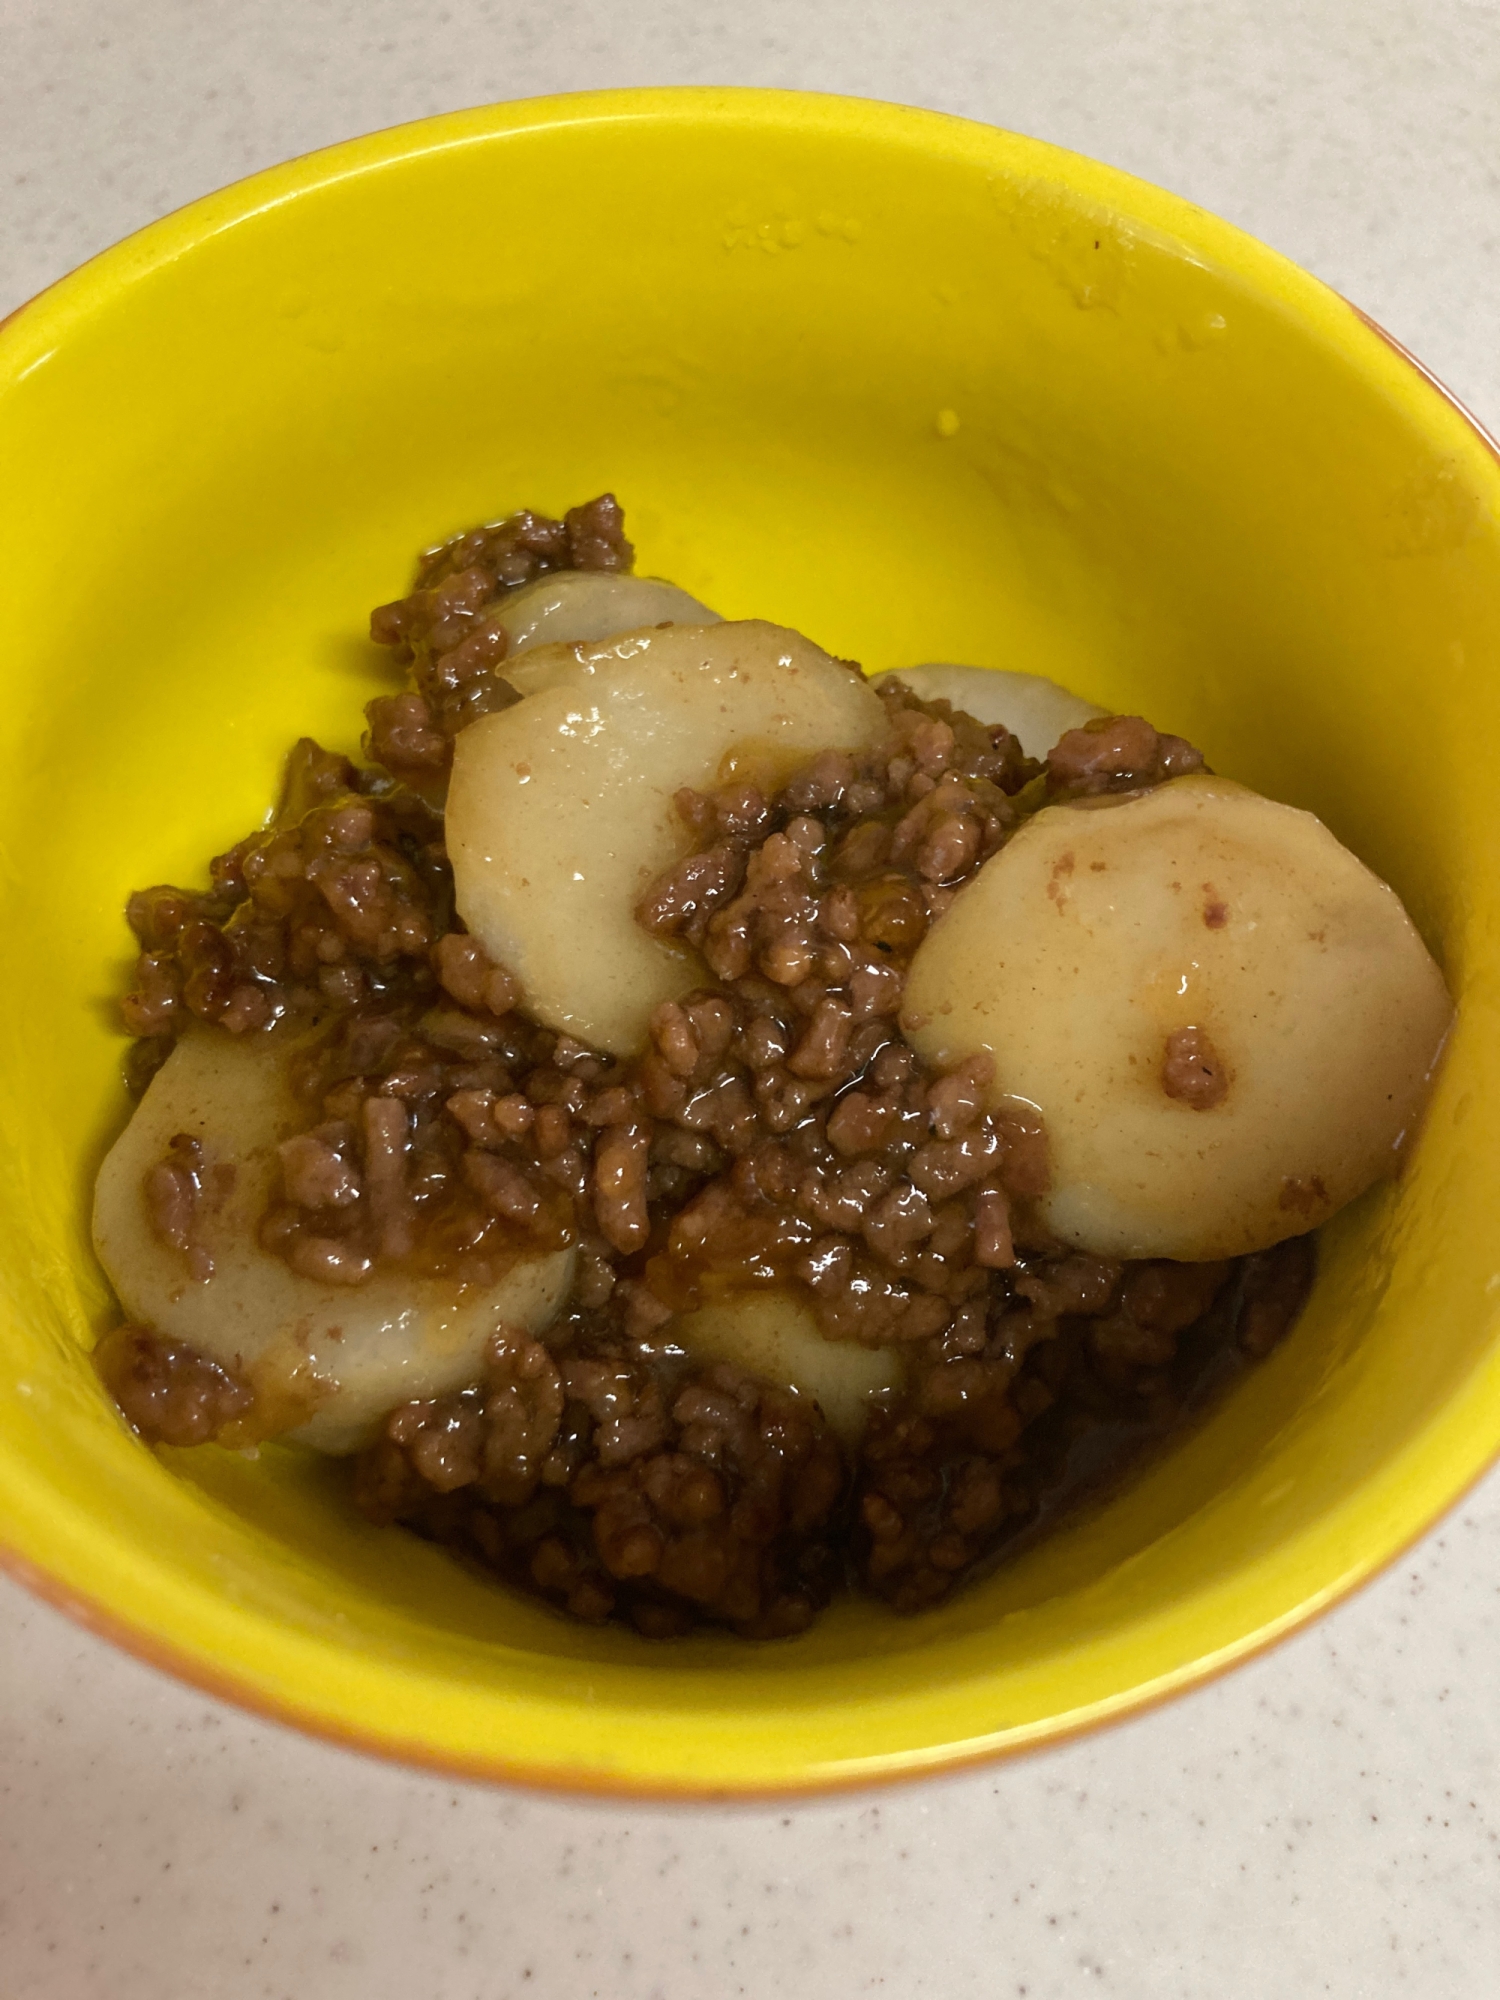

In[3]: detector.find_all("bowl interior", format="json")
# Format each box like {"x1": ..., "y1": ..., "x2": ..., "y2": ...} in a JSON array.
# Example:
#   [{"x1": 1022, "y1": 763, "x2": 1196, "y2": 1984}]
[{"x1": 2, "y1": 90, "x2": 1499, "y2": 1793}]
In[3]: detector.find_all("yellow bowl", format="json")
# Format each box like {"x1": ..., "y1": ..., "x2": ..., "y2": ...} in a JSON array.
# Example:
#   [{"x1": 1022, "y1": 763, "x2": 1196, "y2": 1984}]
[{"x1": 2, "y1": 89, "x2": 1498, "y2": 1797}]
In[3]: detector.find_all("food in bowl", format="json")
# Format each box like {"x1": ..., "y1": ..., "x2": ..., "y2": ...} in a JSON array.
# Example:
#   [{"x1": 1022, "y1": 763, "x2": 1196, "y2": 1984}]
[{"x1": 91, "y1": 496, "x2": 1453, "y2": 1639}]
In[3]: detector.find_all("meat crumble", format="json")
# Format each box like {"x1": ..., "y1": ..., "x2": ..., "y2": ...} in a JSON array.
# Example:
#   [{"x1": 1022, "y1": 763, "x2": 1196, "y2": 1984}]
[{"x1": 96, "y1": 497, "x2": 1314, "y2": 1639}]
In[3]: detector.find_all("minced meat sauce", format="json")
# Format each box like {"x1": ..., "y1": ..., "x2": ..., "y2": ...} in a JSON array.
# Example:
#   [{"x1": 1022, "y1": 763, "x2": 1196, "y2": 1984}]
[{"x1": 95, "y1": 497, "x2": 1314, "y2": 1639}]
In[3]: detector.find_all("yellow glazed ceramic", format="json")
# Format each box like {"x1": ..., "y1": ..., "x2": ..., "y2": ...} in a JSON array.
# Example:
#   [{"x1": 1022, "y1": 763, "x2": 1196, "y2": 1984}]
[{"x1": 1, "y1": 90, "x2": 1498, "y2": 1796}]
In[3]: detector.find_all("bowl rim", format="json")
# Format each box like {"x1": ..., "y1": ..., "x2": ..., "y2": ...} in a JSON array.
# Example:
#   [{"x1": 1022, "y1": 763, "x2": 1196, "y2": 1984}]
[{"x1": 3, "y1": 84, "x2": 1499, "y2": 1799}]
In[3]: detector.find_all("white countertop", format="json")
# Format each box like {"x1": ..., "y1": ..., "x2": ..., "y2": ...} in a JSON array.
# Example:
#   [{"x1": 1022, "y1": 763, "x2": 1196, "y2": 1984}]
[{"x1": 4, "y1": 4, "x2": 1499, "y2": 1994}]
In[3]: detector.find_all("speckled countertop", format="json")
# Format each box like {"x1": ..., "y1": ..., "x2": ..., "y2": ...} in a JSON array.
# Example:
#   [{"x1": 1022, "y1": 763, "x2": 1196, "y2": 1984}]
[{"x1": 3, "y1": 5, "x2": 1500, "y2": 1995}]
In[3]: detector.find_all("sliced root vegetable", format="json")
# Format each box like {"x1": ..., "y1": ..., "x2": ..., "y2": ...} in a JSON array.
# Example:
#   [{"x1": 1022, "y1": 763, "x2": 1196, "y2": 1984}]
[
  {"x1": 901, "y1": 773, "x2": 1452, "y2": 1262},
  {"x1": 671, "y1": 1288, "x2": 904, "y2": 1443},
  {"x1": 448, "y1": 620, "x2": 887, "y2": 1055},
  {"x1": 92, "y1": 1029, "x2": 574, "y2": 1452},
  {"x1": 870, "y1": 663, "x2": 1104, "y2": 757},
  {"x1": 496, "y1": 570, "x2": 718, "y2": 658}
]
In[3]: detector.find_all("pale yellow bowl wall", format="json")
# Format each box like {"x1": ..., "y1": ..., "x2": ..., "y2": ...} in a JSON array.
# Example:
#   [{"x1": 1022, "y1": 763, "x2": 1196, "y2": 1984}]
[{"x1": 1, "y1": 90, "x2": 1498, "y2": 1794}]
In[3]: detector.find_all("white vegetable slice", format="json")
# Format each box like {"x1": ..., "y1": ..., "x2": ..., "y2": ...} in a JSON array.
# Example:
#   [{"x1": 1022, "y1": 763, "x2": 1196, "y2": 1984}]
[
  {"x1": 92, "y1": 1030, "x2": 574, "y2": 1452},
  {"x1": 901, "y1": 773, "x2": 1452, "y2": 1261},
  {"x1": 870, "y1": 664, "x2": 1104, "y2": 758},
  {"x1": 671, "y1": 1289, "x2": 904, "y2": 1442},
  {"x1": 496, "y1": 570, "x2": 719, "y2": 656},
  {"x1": 448, "y1": 620, "x2": 887, "y2": 1056}
]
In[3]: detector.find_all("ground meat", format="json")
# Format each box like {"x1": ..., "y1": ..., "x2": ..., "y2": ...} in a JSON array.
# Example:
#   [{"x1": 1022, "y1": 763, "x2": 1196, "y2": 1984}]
[
  {"x1": 1161, "y1": 1025, "x2": 1230, "y2": 1109},
  {"x1": 355, "y1": 1333, "x2": 843, "y2": 1638},
  {"x1": 142, "y1": 1133, "x2": 217, "y2": 1282},
  {"x1": 95, "y1": 1323, "x2": 253, "y2": 1447},
  {"x1": 100, "y1": 495, "x2": 1319, "y2": 1638},
  {"x1": 854, "y1": 1233, "x2": 1310, "y2": 1612},
  {"x1": 120, "y1": 745, "x2": 450, "y2": 1040},
  {"x1": 1047, "y1": 713, "x2": 1205, "y2": 798},
  {"x1": 364, "y1": 495, "x2": 633, "y2": 772},
  {"x1": 255, "y1": 989, "x2": 580, "y2": 1286}
]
